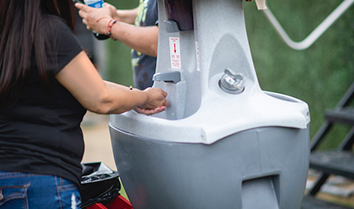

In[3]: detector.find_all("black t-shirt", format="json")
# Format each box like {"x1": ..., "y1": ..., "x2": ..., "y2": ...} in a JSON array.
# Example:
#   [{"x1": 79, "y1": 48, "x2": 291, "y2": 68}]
[{"x1": 0, "y1": 16, "x2": 85, "y2": 187}]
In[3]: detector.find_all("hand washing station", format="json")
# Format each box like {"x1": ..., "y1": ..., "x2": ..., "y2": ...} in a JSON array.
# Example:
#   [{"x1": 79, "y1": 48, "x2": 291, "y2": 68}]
[{"x1": 109, "y1": 0, "x2": 311, "y2": 208}]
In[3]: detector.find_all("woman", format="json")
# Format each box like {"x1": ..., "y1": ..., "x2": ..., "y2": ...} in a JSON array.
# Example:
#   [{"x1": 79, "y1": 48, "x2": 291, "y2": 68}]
[{"x1": 0, "y1": 0, "x2": 169, "y2": 208}]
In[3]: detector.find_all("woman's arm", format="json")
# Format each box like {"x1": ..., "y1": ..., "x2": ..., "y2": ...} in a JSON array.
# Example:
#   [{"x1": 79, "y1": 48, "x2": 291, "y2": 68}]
[
  {"x1": 55, "y1": 51, "x2": 169, "y2": 114},
  {"x1": 75, "y1": 3, "x2": 158, "y2": 57},
  {"x1": 108, "y1": 22, "x2": 158, "y2": 57},
  {"x1": 113, "y1": 7, "x2": 139, "y2": 25}
]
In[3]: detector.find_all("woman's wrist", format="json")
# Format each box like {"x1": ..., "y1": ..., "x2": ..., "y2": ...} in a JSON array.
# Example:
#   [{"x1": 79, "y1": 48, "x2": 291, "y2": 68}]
[
  {"x1": 116, "y1": 9, "x2": 137, "y2": 24},
  {"x1": 95, "y1": 17, "x2": 111, "y2": 34},
  {"x1": 138, "y1": 89, "x2": 150, "y2": 108},
  {"x1": 113, "y1": 10, "x2": 121, "y2": 21},
  {"x1": 95, "y1": 17, "x2": 118, "y2": 40},
  {"x1": 128, "y1": 86, "x2": 148, "y2": 108}
]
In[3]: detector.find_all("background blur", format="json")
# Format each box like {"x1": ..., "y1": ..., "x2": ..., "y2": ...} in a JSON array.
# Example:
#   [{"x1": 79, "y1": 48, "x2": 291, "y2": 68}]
[{"x1": 91, "y1": 0, "x2": 354, "y2": 150}]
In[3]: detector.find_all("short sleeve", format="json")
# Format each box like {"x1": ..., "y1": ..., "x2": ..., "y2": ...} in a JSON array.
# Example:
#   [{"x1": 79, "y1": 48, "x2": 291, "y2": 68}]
[{"x1": 49, "y1": 18, "x2": 83, "y2": 75}]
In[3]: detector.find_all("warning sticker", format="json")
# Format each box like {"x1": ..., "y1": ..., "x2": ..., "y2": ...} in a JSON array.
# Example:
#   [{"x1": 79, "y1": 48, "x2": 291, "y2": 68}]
[{"x1": 169, "y1": 37, "x2": 181, "y2": 69}]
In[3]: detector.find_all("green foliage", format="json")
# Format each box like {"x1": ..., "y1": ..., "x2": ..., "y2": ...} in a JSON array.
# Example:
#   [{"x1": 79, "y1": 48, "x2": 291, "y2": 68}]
[
  {"x1": 103, "y1": 0, "x2": 139, "y2": 86},
  {"x1": 105, "y1": 40, "x2": 134, "y2": 86},
  {"x1": 244, "y1": 0, "x2": 354, "y2": 149}
]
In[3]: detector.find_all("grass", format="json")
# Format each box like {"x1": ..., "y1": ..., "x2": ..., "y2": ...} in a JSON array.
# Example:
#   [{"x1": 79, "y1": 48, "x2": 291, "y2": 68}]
[{"x1": 244, "y1": 0, "x2": 354, "y2": 148}]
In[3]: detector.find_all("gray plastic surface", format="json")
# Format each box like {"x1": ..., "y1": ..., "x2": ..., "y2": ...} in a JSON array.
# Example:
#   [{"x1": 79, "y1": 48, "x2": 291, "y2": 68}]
[
  {"x1": 242, "y1": 177, "x2": 279, "y2": 209},
  {"x1": 109, "y1": 0, "x2": 310, "y2": 208},
  {"x1": 153, "y1": 71, "x2": 181, "y2": 83},
  {"x1": 164, "y1": 20, "x2": 181, "y2": 33},
  {"x1": 110, "y1": 125, "x2": 310, "y2": 209}
]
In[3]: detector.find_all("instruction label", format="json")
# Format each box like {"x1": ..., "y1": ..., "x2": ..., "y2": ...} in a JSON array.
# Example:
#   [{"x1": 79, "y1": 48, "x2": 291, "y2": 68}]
[{"x1": 169, "y1": 37, "x2": 181, "y2": 69}]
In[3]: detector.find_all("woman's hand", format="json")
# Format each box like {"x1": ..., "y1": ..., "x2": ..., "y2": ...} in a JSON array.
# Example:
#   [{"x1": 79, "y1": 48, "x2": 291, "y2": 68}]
[
  {"x1": 134, "y1": 106, "x2": 167, "y2": 115},
  {"x1": 103, "y1": 3, "x2": 120, "y2": 20},
  {"x1": 75, "y1": 3, "x2": 115, "y2": 34},
  {"x1": 134, "y1": 88, "x2": 170, "y2": 115}
]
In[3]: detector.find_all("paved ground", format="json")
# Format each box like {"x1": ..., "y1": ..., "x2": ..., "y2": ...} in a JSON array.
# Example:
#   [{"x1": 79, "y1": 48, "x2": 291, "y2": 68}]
[{"x1": 81, "y1": 113, "x2": 117, "y2": 171}]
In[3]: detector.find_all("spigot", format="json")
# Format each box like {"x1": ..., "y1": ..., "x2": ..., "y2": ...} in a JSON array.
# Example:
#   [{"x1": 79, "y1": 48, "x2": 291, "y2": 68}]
[
  {"x1": 153, "y1": 71, "x2": 181, "y2": 83},
  {"x1": 219, "y1": 69, "x2": 247, "y2": 94}
]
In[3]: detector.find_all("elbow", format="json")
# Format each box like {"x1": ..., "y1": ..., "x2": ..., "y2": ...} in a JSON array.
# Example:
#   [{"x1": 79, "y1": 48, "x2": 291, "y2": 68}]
[
  {"x1": 147, "y1": 38, "x2": 158, "y2": 57},
  {"x1": 141, "y1": 45, "x2": 157, "y2": 57},
  {"x1": 84, "y1": 92, "x2": 114, "y2": 114},
  {"x1": 150, "y1": 28, "x2": 159, "y2": 57},
  {"x1": 91, "y1": 102, "x2": 113, "y2": 115},
  {"x1": 87, "y1": 97, "x2": 129, "y2": 115},
  {"x1": 151, "y1": 45, "x2": 158, "y2": 57}
]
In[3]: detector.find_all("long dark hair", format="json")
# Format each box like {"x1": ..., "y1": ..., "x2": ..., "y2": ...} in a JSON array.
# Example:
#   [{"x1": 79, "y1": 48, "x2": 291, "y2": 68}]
[{"x1": 0, "y1": 0, "x2": 76, "y2": 106}]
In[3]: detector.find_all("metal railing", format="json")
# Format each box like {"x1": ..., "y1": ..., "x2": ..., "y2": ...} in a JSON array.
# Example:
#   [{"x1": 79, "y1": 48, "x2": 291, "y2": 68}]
[{"x1": 263, "y1": 0, "x2": 354, "y2": 50}]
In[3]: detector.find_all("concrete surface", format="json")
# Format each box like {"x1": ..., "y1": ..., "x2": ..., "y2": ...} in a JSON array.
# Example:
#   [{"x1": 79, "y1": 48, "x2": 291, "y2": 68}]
[{"x1": 81, "y1": 112, "x2": 117, "y2": 171}]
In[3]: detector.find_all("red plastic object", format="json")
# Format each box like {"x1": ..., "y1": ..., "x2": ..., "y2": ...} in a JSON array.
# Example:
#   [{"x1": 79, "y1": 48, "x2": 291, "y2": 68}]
[{"x1": 87, "y1": 195, "x2": 133, "y2": 209}]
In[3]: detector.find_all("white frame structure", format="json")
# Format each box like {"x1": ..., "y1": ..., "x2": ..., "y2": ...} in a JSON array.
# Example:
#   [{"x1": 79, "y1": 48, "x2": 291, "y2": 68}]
[{"x1": 263, "y1": 0, "x2": 354, "y2": 50}]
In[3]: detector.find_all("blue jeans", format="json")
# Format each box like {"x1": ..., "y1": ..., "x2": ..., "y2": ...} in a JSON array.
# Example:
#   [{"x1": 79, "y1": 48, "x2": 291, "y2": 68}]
[{"x1": 0, "y1": 171, "x2": 81, "y2": 209}]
